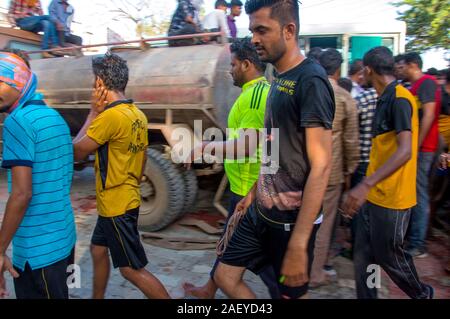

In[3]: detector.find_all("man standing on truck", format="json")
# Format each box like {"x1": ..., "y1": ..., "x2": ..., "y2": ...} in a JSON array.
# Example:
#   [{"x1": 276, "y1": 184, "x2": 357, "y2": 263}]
[
  {"x1": 213, "y1": 0, "x2": 335, "y2": 299},
  {"x1": 48, "y1": 0, "x2": 83, "y2": 47},
  {"x1": 202, "y1": 0, "x2": 230, "y2": 40},
  {"x1": 227, "y1": 0, "x2": 243, "y2": 40},
  {"x1": 8, "y1": 0, "x2": 60, "y2": 58},
  {"x1": 73, "y1": 53, "x2": 170, "y2": 299},
  {"x1": 0, "y1": 51, "x2": 76, "y2": 299},
  {"x1": 183, "y1": 37, "x2": 279, "y2": 299}
]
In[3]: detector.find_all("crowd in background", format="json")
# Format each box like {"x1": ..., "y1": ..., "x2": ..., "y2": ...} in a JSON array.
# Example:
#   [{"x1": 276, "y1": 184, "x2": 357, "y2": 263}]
[{"x1": 306, "y1": 47, "x2": 450, "y2": 281}]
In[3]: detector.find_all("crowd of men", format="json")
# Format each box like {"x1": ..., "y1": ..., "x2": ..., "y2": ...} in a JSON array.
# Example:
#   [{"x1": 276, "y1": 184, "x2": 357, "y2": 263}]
[
  {"x1": 8, "y1": 0, "x2": 82, "y2": 58},
  {"x1": 168, "y1": 0, "x2": 243, "y2": 46},
  {"x1": 0, "y1": 0, "x2": 449, "y2": 300}
]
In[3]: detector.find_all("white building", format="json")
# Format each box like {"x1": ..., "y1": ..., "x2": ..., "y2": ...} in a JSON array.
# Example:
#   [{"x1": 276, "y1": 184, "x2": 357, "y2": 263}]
[{"x1": 237, "y1": 20, "x2": 406, "y2": 76}]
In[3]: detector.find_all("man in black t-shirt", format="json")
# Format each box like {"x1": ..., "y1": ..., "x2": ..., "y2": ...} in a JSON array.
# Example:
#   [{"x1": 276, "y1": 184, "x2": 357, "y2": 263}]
[{"x1": 213, "y1": 0, "x2": 335, "y2": 299}]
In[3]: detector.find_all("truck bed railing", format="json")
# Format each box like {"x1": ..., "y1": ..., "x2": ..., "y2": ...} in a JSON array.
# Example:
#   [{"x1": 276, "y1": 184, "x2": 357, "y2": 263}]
[{"x1": 25, "y1": 31, "x2": 226, "y2": 55}]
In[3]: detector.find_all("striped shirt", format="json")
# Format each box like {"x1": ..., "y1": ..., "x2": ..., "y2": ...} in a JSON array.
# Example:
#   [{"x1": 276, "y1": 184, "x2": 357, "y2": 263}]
[
  {"x1": 1, "y1": 97, "x2": 76, "y2": 271},
  {"x1": 355, "y1": 88, "x2": 378, "y2": 163},
  {"x1": 328, "y1": 78, "x2": 360, "y2": 185}
]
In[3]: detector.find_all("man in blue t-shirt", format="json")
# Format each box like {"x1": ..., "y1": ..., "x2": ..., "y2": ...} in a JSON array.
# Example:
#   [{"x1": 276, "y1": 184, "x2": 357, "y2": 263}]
[{"x1": 0, "y1": 51, "x2": 76, "y2": 299}]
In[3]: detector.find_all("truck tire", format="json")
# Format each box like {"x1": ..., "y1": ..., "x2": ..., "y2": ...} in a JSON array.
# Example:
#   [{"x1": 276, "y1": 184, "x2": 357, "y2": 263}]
[
  {"x1": 178, "y1": 168, "x2": 198, "y2": 218},
  {"x1": 139, "y1": 148, "x2": 185, "y2": 231}
]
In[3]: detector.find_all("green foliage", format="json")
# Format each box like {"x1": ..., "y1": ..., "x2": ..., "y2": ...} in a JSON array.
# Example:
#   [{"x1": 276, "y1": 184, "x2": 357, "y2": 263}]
[
  {"x1": 394, "y1": 0, "x2": 450, "y2": 52},
  {"x1": 137, "y1": 19, "x2": 171, "y2": 37}
]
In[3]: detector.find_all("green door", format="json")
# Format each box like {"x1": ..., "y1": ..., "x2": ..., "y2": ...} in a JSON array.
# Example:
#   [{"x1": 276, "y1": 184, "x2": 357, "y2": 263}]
[{"x1": 350, "y1": 36, "x2": 383, "y2": 62}]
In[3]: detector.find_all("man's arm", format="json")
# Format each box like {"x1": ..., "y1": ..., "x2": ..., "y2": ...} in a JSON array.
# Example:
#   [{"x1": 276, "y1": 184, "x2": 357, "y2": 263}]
[
  {"x1": 342, "y1": 131, "x2": 412, "y2": 216},
  {"x1": 218, "y1": 11, "x2": 230, "y2": 37},
  {"x1": 48, "y1": 1, "x2": 65, "y2": 30},
  {"x1": 73, "y1": 111, "x2": 101, "y2": 161},
  {"x1": 205, "y1": 96, "x2": 263, "y2": 160},
  {"x1": 417, "y1": 79, "x2": 438, "y2": 148},
  {"x1": 292, "y1": 127, "x2": 332, "y2": 248},
  {"x1": 0, "y1": 166, "x2": 33, "y2": 255},
  {"x1": 73, "y1": 81, "x2": 108, "y2": 161},
  {"x1": 207, "y1": 128, "x2": 260, "y2": 159},
  {"x1": 281, "y1": 127, "x2": 332, "y2": 287},
  {"x1": 0, "y1": 166, "x2": 28, "y2": 297},
  {"x1": 185, "y1": 15, "x2": 195, "y2": 25},
  {"x1": 233, "y1": 182, "x2": 257, "y2": 214},
  {"x1": 180, "y1": 2, "x2": 195, "y2": 25},
  {"x1": 187, "y1": 128, "x2": 260, "y2": 168},
  {"x1": 139, "y1": 151, "x2": 148, "y2": 183},
  {"x1": 418, "y1": 102, "x2": 436, "y2": 147},
  {"x1": 343, "y1": 97, "x2": 360, "y2": 184}
]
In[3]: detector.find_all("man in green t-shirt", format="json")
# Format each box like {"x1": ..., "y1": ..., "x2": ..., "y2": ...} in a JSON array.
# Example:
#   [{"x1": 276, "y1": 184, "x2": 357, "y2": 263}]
[{"x1": 183, "y1": 38, "x2": 279, "y2": 299}]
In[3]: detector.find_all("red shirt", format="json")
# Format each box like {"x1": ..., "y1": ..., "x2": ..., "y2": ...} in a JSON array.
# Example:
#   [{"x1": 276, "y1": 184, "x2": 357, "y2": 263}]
[{"x1": 410, "y1": 74, "x2": 441, "y2": 152}]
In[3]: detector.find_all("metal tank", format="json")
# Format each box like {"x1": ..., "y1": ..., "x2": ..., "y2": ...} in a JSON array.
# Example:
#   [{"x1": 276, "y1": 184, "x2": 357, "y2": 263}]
[
  {"x1": 29, "y1": 44, "x2": 240, "y2": 231},
  {"x1": 31, "y1": 44, "x2": 240, "y2": 132}
]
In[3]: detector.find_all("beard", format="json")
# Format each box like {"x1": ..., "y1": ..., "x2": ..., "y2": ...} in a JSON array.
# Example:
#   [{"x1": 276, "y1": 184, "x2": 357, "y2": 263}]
[
  {"x1": 232, "y1": 73, "x2": 244, "y2": 88},
  {"x1": 257, "y1": 38, "x2": 287, "y2": 65}
]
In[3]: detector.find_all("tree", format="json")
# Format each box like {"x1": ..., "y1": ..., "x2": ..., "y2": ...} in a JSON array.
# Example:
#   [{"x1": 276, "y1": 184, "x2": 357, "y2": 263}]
[
  {"x1": 394, "y1": 0, "x2": 450, "y2": 52},
  {"x1": 109, "y1": 0, "x2": 173, "y2": 38}
]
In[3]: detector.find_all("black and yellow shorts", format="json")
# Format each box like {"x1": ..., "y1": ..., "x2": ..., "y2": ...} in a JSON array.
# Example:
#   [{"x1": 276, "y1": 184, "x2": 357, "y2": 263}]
[
  {"x1": 13, "y1": 248, "x2": 75, "y2": 299},
  {"x1": 91, "y1": 207, "x2": 148, "y2": 270}
]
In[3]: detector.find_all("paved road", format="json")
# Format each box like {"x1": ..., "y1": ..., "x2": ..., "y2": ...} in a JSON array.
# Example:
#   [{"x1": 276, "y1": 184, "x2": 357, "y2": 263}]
[{"x1": 1, "y1": 168, "x2": 448, "y2": 299}]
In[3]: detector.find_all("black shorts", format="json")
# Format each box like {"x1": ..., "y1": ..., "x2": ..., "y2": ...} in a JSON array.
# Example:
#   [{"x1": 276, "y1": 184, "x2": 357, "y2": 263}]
[
  {"x1": 91, "y1": 207, "x2": 148, "y2": 270},
  {"x1": 13, "y1": 248, "x2": 75, "y2": 299},
  {"x1": 219, "y1": 203, "x2": 320, "y2": 299}
]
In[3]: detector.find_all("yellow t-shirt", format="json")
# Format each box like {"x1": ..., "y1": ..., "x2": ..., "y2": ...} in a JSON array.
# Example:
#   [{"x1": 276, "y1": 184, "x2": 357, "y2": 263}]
[
  {"x1": 438, "y1": 114, "x2": 450, "y2": 148},
  {"x1": 87, "y1": 100, "x2": 148, "y2": 217},
  {"x1": 367, "y1": 83, "x2": 419, "y2": 210}
]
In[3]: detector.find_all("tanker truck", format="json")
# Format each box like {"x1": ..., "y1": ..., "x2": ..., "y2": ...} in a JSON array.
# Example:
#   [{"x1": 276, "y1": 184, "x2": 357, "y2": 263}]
[{"x1": 0, "y1": 26, "x2": 240, "y2": 231}]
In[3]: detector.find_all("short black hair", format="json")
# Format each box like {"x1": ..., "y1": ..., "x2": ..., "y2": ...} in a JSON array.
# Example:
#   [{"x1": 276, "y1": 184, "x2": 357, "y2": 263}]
[
  {"x1": 425, "y1": 67, "x2": 439, "y2": 77},
  {"x1": 349, "y1": 59, "x2": 364, "y2": 76},
  {"x1": 319, "y1": 48, "x2": 343, "y2": 76},
  {"x1": 404, "y1": 52, "x2": 423, "y2": 70},
  {"x1": 307, "y1": 47, "x2": 322, "y2": 62},
  {"x1": 245, "y1": 0, "x2": 300, "y2": 39},
  {"x1": 1, "y1": 48, "x2": 30, "y2": 68},
  {"x1": 394, "y1": 54, "x2": 406, "y2": 64},
  {"x1": 338, "y1": 77, "x2": 353, "y2": 93},
  {"x1": 92, "y1": 52, "x2": 129, "y2": 92},
  {"x1": 215, "y1": 0, "x2": 228, "y2": 8},
  {"x1": 230, "y1": 0, "x2": 243, "y2": 7},
  {"x1": 363, "y1": 46, "x2": 395, "y2": 76},
  {"x1": 230, "y1": 37, "x2": 266, "y2": 72}
]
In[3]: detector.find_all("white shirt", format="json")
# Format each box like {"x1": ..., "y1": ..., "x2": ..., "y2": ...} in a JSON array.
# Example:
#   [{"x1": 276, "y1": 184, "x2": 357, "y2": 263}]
[
  {"x1": 192, "y1": 0, "x2": 204, "y2": 25},
  {"x1": 351, "y1": 81, "x2": 364, "y2": 99},
  {"x1": 202, "y1": 9, "x2": 230, "y2": 37}
]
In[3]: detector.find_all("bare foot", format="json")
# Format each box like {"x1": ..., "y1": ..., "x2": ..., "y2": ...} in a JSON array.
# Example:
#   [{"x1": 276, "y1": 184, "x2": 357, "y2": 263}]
[{"x1": 182, "y1": 282, "x2": 215, "y2": 299}]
